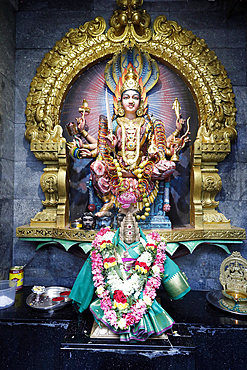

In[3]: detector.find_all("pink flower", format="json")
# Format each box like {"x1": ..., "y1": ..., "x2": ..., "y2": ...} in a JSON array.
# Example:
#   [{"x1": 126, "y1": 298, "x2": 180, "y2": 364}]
[
  {"x1": 105, "y1": 310, "x2": 117, "y2": 327},
  {"x1": 100, "y1": 296, "x2": 112, "y2": 311},
  {"x1": 148, "y1": 231, "x2": 161, "y2": 242},
  {"x1": 93, "y1": 160, "x2": 105, "y2": 176},
  {"x1": 93, "y1": 276, "x2": 105, "y2": 287},
  {"x1": 134, "y1": 300, "x2": 146, "y2": 311},
  {"x1": 125, "y1": 313, "x2": 136, "y2": 327},
  {"x1": 117, "y1": 191, "x2": 137, "y2": 208},
  {"x1": 97, "y1": 227, "x2": 111, "y2": 237},
  {"x1": 92, "y1": 235, "x2": 103, "y2": 247}
]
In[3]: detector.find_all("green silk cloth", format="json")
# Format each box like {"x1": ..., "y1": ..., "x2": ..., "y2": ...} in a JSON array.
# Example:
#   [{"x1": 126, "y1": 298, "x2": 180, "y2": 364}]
[{"x1": 69, "y1": 229, "x2": 190, "y2": 342}]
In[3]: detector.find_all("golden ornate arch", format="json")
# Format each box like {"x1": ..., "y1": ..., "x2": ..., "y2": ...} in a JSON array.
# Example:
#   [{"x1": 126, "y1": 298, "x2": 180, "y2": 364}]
[{"x1": 17, "y1": 0, "x2": 245, "y2": 242}]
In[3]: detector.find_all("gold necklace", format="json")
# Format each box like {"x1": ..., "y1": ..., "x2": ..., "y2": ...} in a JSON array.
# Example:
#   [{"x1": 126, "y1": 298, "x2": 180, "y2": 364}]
[{"x1": 117, "y1": 117, "x2": 144, "y2": 170}]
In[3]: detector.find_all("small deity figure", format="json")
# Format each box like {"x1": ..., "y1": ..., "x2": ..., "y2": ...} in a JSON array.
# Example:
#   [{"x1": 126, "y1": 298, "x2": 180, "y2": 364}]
[
  {"x1": 96, "y1": 211, "x2": 114, "y2": 229},
  {"x1": 81, "y1": 212, "x2": 96, "y2": 230},
  {"x1": 69, "y1": 211, "x2": 190, "y2": 341},
  {"x1": 69, "y1": 47, "x2": 189, "y2": 220},
  {"x1": 116, "y1": 213, "x2": 125, "y2": 228}
]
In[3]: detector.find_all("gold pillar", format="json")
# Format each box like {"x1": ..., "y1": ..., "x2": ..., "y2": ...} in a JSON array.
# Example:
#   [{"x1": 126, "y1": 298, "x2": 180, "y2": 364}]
[{"x1": 29, "y1": 137, "x2": 69, "y2": 228}]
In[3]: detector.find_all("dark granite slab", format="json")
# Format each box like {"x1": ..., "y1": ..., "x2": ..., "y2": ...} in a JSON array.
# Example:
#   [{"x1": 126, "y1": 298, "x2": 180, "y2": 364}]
[
  {"x1": 2, "y1": 289, "x2": 247, "y2": 369},
  {"x1": 61, "y1": 323, "x2": 196, "y2": 370}
]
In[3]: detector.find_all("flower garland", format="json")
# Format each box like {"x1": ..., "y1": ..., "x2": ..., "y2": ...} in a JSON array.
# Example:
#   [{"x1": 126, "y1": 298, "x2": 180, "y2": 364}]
[
  {"x1": 113, "y1": 157, "x2": 158, "y2": 220},
  {"x1": 90, "y1": 227, "x2": 166, "y2": 331}
]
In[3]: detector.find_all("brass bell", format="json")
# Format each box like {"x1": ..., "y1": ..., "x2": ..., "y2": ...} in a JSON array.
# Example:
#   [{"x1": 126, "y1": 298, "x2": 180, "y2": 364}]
[{"x1": 171, "y1": 152, "x2": 180, "y2": 162}]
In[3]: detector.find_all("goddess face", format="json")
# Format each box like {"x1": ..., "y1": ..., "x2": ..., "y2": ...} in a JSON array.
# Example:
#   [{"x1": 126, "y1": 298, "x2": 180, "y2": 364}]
[{"x1": 121, "y1": 90, "x2": 140, "y2": 115}]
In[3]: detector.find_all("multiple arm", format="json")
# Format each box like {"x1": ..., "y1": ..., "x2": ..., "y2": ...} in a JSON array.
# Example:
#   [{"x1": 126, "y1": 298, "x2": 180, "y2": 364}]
[
  {"x1": 166, "y1": 116, "x2": 190, "y2": 156},
  {"x1": 69, "y1": 116, "x2": 98, "y2": 159}
]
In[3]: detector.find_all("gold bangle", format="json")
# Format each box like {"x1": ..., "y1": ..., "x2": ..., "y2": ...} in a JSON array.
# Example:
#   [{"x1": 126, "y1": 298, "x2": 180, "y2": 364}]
[
  {"x1": 165, "y1": 148, "x2": 171, "y2": 157},
  {"x1": 81, "y1": 129, "x2": 89, "y2": 138},
  {"x1": 172, "y1": 129, "x2": 180, "y2": 137},
  {"x1": 91, "y1": 149, "x2": 98, "y2": 158},
  {"x1": 82, "y1": 144, "x2": 90, "y2": 149}
]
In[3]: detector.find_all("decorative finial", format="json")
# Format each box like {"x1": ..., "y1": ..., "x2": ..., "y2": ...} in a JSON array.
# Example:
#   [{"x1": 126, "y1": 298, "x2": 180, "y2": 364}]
[
  {"x1": 78, "y1": 99, "x2": 91, "y2": 118},
  {"x1": 172, "y1": 98, "x2": 181, "y2": 120},
  {"x1": 107, "y1": 0, "x2": 152, "y2": 43}
]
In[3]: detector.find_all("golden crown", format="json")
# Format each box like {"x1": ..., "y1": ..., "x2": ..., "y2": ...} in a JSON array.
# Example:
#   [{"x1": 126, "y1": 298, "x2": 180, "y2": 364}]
[{"x1": 120, "y1": 67, "x2": 142, "y2": 95}]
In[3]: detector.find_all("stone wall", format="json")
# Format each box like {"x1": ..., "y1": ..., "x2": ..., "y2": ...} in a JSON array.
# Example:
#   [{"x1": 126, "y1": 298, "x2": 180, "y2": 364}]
[
  {"x1": 12, "y1": 0, "x2": 247, "y2": 289},
  {"x1": 0, "y1": 0, "x2": 17, "y2": 279}
]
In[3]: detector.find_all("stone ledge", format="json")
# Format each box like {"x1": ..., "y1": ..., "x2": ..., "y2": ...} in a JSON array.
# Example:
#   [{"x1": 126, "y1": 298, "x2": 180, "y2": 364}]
[{"x1": 16, "y1": 224, "x2": 246, "y2": 243}]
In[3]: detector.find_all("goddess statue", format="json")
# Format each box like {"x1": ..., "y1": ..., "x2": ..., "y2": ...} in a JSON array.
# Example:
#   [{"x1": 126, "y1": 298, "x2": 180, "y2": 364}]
[
  {"x1": 69, "y1": 211, "x2": 190, "y2": 341},
  {"x1": 69, "y1": 47, "x2": 189, "y2": 220}
]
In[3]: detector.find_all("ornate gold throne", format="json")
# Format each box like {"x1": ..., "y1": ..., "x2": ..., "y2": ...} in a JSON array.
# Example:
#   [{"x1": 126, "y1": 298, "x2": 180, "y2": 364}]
[{"x1": 16, "y1": 0, "x2": 245, "y2": 244}]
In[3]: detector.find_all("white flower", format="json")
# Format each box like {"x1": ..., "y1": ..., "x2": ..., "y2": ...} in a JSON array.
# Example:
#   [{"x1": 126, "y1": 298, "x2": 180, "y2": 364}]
[
  {"x1": 115, "y1": 252, "x2": 123, "y2": 265},
  {"x1": 96, "y1": 285, "x2": 105, "y2": 295},
  {"x1": 140, "y1": 237, "x2": 147, "y2": 247},
  {"x1": 137, "y1": 251, "x2": 152, "y2": 266},
  {"x1": 136, "y1": 299, "x2": 144, "y2": 308},
  {"x1": 103, "y1": 231, "x2": 115, "y2": 241},
  {"x1": 102, "y1": 250, "x2": 110, "y2": 259},
  {"x1": 152, "y1": 265, "x2": 160, "y2": 274},
  {"x1": 118, "y1": 317, "x2": 127, "y2": 329},
  {"x1": 106, "y1": 270, "x2": 143, "y2": 297},
  {"x1": 146, "y1": 235, "x2": 154, "y2": 244},
  {"x1": 134, "y1": 289, "x2": 142, "y2": 300},
  {"x1": 143, "y1": 295, "x2": 152, "y2": 306},
  {"x1": 107, "y1": 271, "x2": 121, "y2": 293},
  {"x1": 119, "y1": 264, "x2": 128, "y2": 280},
  {"x1": 123, "y1": 273, "x2": 140, "y2": 296}
]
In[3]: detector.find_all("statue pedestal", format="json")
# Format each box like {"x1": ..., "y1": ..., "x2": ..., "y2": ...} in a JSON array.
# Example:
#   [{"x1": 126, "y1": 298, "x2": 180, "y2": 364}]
[
  {"x1": 138, "y1": 214, "x2": 172, "y2": 229},
  {"x1": 60, "y1": 320, "x2": 195, "y2": 370},
  {"x1": 90, "y1": 320, "x2": 168, "y2": 340}
]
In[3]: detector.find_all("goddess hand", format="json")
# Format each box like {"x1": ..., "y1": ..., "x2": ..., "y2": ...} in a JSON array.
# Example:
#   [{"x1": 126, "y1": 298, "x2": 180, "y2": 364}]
[
  {"x1": 73, "y1": 136, "x2": 83, "y2": 148},
  {"x1": 174, "y1": 132, "x2": 191, "y2": 151},
  {"x1": 176, "y1": 115, "x2": 186, "y2": 132},
  {"x1": 79, "y1": 148, "x2": 92, "y2": 158},
  {"x1": 76, "y1": 116, "x2": 86, "y2": 132},
  {"x1": 106, "y1": 133, "x2": 117, "y2": 147}
]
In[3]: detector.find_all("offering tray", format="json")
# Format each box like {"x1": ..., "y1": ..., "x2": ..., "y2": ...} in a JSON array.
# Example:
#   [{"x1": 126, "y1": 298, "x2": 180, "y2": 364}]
[
  {"x1": 26, "y1": 286, "x2": 71, "y2": 311},
  {"x1": 206, "y1": 290, "x2": 247, "y2": 316}
]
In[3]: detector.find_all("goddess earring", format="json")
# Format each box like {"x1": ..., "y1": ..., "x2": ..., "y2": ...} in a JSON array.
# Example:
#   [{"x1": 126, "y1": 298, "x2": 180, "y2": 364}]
[
  {"x1": 136, "y1": 100, "x2": 144, "y2": 117},
  {"x1": 117, "y1": 100, "x2": 125, "y2": 117}
]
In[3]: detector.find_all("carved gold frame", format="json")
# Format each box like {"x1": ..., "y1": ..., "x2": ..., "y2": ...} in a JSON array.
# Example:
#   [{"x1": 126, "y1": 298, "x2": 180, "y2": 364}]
[{"x1": 16, "y1": 1, "x2": 245, "y2": 241}]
